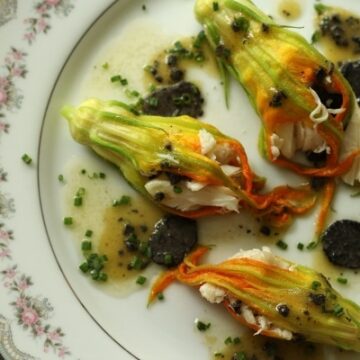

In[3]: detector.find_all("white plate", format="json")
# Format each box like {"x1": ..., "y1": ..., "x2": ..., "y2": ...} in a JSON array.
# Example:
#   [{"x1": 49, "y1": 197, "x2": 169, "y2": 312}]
[{"x1": 1, "y1": 0, "x2": 360, "y2": 359}]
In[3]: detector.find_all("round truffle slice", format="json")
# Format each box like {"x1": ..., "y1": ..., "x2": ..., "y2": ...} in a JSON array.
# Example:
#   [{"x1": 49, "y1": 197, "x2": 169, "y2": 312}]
[
  {"x1": 149, "y1": 215, "x2": 198, "y2": 267},
  {"x1": 322, "y1": 219, "x2": 360, "y2": 269}
]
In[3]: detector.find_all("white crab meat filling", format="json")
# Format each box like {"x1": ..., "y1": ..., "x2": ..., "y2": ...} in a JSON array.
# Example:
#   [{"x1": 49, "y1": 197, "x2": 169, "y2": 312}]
[
  {"x1": 199, "y1": 129, "x2": 217, "y2": 156},
  {"x1": 272, "y1": 122, "x2": 330, "y2": 160},
  {"x1": 342, "y1": 103, "x2": 360, "y2": 185},
  {"x1": 271, "y1": 88, "x2": 347, "y2": 159},
  {"x1": 199, "y1": 247, "x2": 294, "y2": 340},
  {"x1": 144, "y1": 179, "x2": 239, "y2": 212}
]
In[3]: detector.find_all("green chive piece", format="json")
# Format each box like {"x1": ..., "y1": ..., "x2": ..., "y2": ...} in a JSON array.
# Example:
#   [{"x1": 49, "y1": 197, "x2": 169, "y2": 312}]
[
  {"x1": 73, "y1": 196, "x2": 83, "y2": 207},
  {"x1": 81, "y1": 241, "x2": 92, "y2": 251},
  {"x1": 233, "y1": 352, "x2": 247, "y2": 360},
  {"x1": 306, "y1": 241, "x2": 318, "y2": 250},
  {"x1": 333, "y1": 304, "x2": 344, "y2": 317},
  {"x1": 164, "y1": 253, "x2": 173, "y2": 265},
  {"x1": 85, "y1": 229, "x2": 93, "y2": 237},
  {"x1": 146, "y1": 96, "x2": 159, "y2": 108},
  {"x1": 311, "y1": 281, "x2": 321, "y2": 291},
  {"x1": 337, "y1": 277, "x2": 348, "y2": 285},
  {"x1": 276, "y1": 240, "x2": 288, "y2": 250},
  {"x1": 314, "y1": 3, "x2": 329, "y2": 15},
  {"x1": 79, "y1": 262, "x2": 89, "y2": 273},
  {"x1": 112, "y1": 195, "x2": 131, "y2": 206},
  {"x1": 311, "y1": 30, "x2": 321, "y2": 44},
  {"x1": 99, "y1": 172, "x2": 106, "y2": 179},
  {"x1": 173, "y1": 185, "x2": 183, "y2": 194},
  {"x1": 224, "y1": 336, "x2": 233, "y2": 345},
  {"x1": 196, "y1": 319, "x2": 211, "y2": 331},
  {"x1": 102, "y1": 62, "x2": 109, "y2": 70},
  {"x1": 63, "y1": 217, "x2": 73, "y2": 226},
  {"x1": 136, "y1": 275, "x2": 147, "y2": 285},
  {"x1": 213, "y1": 2, "x2": 219, "y2": 11},
  {"x1": 214, "y1": 353, "x2": 225, "y2": 358},
  {"x1": 99, "y1": 272, "x2": 108, "y2": 282},
  {"x1": 233, "y1": 337, "x2": 241, "y2": 344},
  {"x1": 81, "y1": 169, "x2": 87, "y2": 174},
  {"x1": 111, "y1": 75, "x2": 121, "y2": 82},
  {"x1": 297, "y1": 242, "x2": 304, "y2": 250},
  {"x1": 157, "y1": 292, "x2": 165, "y2": 301},
  {"x1": 22, "y1": 154, "x2": 32, "y2": 165},
  {"x1": 120, "y1": 78, "x2": 128, "y2": 86},
  {"x1": 58, "y1": 174, "x2": 64, "y2": 182}
]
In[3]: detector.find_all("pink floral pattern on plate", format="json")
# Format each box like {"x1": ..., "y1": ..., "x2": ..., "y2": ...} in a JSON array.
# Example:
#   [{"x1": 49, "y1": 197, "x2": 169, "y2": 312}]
[
  {"x1": 24, "y1": 0, "x2": 74, "y2": 44},
  {"x1": 0, "y1": 0, "x2": 76, "y2": 358}
]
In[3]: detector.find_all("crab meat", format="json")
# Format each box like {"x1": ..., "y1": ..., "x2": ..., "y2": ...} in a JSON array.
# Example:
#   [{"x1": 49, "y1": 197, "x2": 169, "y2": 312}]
[
  {"x1": 272, "y1": 122, "x2": 330, "y2": 160},
  {"x1": 144, "y1": 179, "x2": 239, "y2": 212},
  {"x1": 199, "y1": 247, "x2": 294, "y2": 340}
]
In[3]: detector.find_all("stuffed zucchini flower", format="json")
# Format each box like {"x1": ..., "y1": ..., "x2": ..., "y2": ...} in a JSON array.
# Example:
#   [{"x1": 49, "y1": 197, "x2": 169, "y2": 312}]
[
  {"x1": 150, "y1": 246, "x2": 360, "y2": 352},
  {"x1": 62, "y1": 98, "x2": 315, "y2": 225},
  {"x1": 195, "y1": 0, "x2": 360, "y2": 184}
]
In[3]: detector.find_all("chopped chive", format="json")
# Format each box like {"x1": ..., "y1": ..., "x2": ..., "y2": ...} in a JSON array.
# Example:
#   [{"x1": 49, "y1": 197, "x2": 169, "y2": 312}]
[
  {"x1": 81, "y1": 241, "x2": 92, "y2": 251},
  {"x1": 212, "y1": 2, "x2": 219, "y2": 11},
  {"x1": 195, "y1": 319, "x2": 211, "y2": 331},
  {"x1": 112, "y1": 195, "x2": 131, "y2": 206},
  {"x1": 63, "y1": 217, "x2": 73, "y2": 226},
  {"x1": 333, "y1": 304, "x2": 344, "y2": 317},
  {"x1": 98, "y1": 272, "x2": 108, "y2": 282},
  {"x1": 90, "y1": 269, "x2": 100, "y2": 280},
  {"x1": 111, "y1": 75, "x2": 121, "y2": 82},
  {"x1": 233, "y1": 337, "x2": 241, "y2": 344},
  {"x1": 224, "y1": 336, "x2": 233, "y2": 345},
  {"x1": 21, "y1": 154, "x2": 32, "y2": 164},
  {"x1": 233, "y1": 352, "x2": 247, "y2": 360},
  {"x1": 76, "y1": 187, "x2": 86, "y2": 196},
  {"x1": 311, "y1": 281, "x2": 321, "y2": 290},
  {"x1": 136, "y1": 275, "x2": 147, "y2": 285},
  {"x1": 297, "y1": 242, "x2": 304, "y2": 250},
  {"x1": 173, "y1": 185, "x2": 182, "y2": 194},
  {"x1": 337, "y1": 277, "x2": 348, "y2": 285},
  {"x1": 129, "y1": 256, "x2": 143, "y2": 270},
  {"x1": 306, "y1": 241, "x2": 317, "y2": 250},
  {"x1": 214, "y1": 353, "x2": 224, "y2": 358},
  {"x1": 85, "y1": 229, "x2": 93, "y2": 238},
  {"x1": 73, "y1": 196, "x2": 83, "y2": 207},
  {"x1": 193, "y1": 30, "x2": 206, "y2": 49},
  {"x1": 81, "y1": 169, "x2": 87, "y2": 174},
  {"x1": 58, "y1": 174, "x2": 64, "y2": 182},
  {"x1": 157, "y1": 292, "x2": 165, "y2": 301},
  {"x1": 311, "y1": 30, "x2": 321, "y2": 44},
  {"x1": 99, "y1": 172, "x2": 106, "y2": 179},
  {"x1": 164, "y1": 253, "x2": 173, "y2": 265},
  {"x1": 120, "y1": 78, "x2": 128, "y2": 86},
  {"x1": 146, "y1": 96, "x2": 159, "y2": 108},
  {"x1": 79, "y1": 262, "x2": 89, "y2": 273},
  {"x1": 314, "y1": 3, "x2": 329, "y2": 15},
  {"x1": 276, "y1": 240, "x2": 288, "y2": 250},
  {"x1": 142, "y1": 4, "x2": 146, "y2": 11},
  {"x1": 102, "y1": 62, "x2": 109, "y2": 70}
]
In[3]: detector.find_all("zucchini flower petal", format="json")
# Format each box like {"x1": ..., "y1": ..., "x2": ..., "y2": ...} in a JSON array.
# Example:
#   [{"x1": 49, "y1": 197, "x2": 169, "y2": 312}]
[
  {"x1": 150, "y1": 246, "x2": 360, "y2": 352},
  {"x1": 195, "y1": 0, "x2": 360, "y2": 180},
  {"x1": 61, "y1": 98, "x2": 316, "y2": 225}
]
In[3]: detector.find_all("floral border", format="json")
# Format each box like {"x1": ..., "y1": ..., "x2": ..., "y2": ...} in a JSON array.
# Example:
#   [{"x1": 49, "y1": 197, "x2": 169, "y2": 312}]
[{"x1": 0, "y1": 0, "x2": 75, "y2": 358}]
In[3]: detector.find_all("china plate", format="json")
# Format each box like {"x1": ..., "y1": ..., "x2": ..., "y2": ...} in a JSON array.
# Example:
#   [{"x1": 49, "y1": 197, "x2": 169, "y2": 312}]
[{"x1": 1, "y1": 1, "x2": 360, "y2": 359}]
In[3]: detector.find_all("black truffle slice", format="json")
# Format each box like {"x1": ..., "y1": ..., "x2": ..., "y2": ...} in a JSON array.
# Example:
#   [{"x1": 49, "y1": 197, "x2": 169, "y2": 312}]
[
  {"x1": 322, "y1": 219, "x2": 360, "y2": 269},
  {"x1": 340, "y1": 60, "x2": 360, "y2": 104},
  {"x1": 149, "y1": 215, "x2": 198, "y2": 267},
  {"x1": 142, "y1": 81, "x2": 204, "y2": 118}
]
